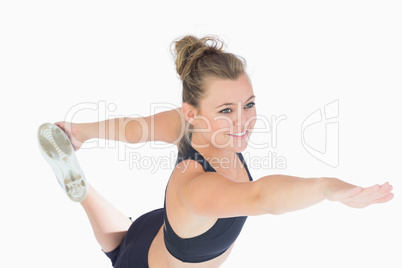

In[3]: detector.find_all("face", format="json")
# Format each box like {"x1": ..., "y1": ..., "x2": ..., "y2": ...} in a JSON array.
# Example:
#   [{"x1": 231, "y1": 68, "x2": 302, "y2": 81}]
[{"x1": 191, "y1": 73, "x2": 257, "y2": 152}]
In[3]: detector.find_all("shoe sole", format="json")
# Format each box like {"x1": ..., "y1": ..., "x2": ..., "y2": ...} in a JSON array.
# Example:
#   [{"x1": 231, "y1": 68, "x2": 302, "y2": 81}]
[{"x1": 38, "y1": 123, "x2": 88, "y2": 202}]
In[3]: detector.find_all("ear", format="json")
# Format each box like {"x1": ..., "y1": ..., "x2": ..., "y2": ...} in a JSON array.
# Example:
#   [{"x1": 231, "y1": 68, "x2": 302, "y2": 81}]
[{"x1": 181, "y1": 102, "x2": 198, "y2": 126}]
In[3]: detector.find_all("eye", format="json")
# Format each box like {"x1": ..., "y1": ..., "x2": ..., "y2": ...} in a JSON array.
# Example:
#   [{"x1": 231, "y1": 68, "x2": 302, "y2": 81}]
[
  {"x1": 245, "y1": 102, "x2": 255, "y2": 108},
  {"x1": 220, "y1": 108, "x2": 232, "y2": 114},
  {"x1": 219, "y1": 102, "x2": 255, "y2": 114}
]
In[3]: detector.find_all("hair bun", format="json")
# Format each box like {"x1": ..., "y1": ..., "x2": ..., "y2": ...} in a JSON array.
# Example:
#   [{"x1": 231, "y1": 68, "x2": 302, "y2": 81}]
[{"x1": 173, "y1": 35, "x2": 224, "y2": 80}]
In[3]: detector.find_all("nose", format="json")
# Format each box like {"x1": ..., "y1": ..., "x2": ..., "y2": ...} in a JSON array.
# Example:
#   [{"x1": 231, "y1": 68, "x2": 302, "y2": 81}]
[{"x1": 233, "y1": 102, "x2": 248, "y2": 128}]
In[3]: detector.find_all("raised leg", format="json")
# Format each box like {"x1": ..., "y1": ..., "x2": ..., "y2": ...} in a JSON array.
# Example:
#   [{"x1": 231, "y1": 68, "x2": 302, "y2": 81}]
[
  {"x1": 38, "y1": 123, "x2": 133, "y2": 252},
  {"x1": 80, "y1": 185, "x2": 132, "y2": 253}
]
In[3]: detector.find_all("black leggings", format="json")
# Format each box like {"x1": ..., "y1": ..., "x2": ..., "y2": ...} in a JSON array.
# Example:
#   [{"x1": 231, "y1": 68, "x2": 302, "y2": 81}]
[{"x1": 104, "y1": 208, "x2": 164, "y2": 268}]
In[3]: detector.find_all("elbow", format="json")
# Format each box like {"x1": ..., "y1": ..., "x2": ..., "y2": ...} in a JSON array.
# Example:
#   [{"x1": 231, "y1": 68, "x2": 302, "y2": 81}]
[
  {"x1": 268, "y1": 209, "x2": 287, "y2": 216},
  {"x1": 255, "y1": 181, "x2": 285, "y2": 216},
  {"x1": 261, "y1": 207, "x2": 286, "y2": 216},
  {"x1": 255, "y1": 192, "x2": 285, "y2": 216},
  {"x1": 262, "y1": 203, "x2": 286, "y2": 216}
]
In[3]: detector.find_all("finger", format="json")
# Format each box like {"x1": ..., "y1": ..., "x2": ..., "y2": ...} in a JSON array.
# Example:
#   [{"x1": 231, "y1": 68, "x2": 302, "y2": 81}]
[
  {"x1": 370, "y1": 183, "x2": 393, "y2": 200},
  {"x1": 361, "y1": 184, "x2": 393, "y2": 207},
  {"x1": 379, "y1": 182, "x2": 392, "y2": 195},
  {"x1": 367, "y1": 193, "x2": 394, "y2": 206},
  {"x1": 357, "y1": 183, "x2": 391, "y2": 199},
  {"x1": 354, "y1": 184, "x2": 380, "y2": 199},
  {"x1": 378, "y1": 182, "x2": 390, "y2": 191},
  {"x1": 54, "y1": 122, "x2": 66, "y2": 132},
  {"x1": 343, "y1": 184, "x2": 380, "y2": 208}
]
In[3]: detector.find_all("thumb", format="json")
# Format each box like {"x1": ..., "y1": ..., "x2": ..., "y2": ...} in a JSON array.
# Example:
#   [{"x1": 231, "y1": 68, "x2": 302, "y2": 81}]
[{"x1": 54, "y1": 121, "x2": 65, "y2": 130}]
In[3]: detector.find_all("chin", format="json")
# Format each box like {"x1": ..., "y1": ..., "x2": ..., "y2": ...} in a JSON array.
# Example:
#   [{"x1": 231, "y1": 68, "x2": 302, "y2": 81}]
[
  {"x1": 210, "y1": 142, "x2": 248, "y2": 153},
  {"x1": 228, "y1": 134, "x2": 251, "y2": 152},
  {"x1": 225, "y1": 141, "x2": 249, "y2": 153},
  {"x1": 232, "y1": 144, "x2": 248, "y2": 153}
]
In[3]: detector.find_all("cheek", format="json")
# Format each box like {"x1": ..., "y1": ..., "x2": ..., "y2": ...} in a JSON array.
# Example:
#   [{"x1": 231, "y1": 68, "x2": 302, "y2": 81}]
[
  {"x1": 211, "y1": 116, "x2": 233, "y2": 134},
  {"x1": 247, "y1": 110, "x2": 257, "y2": 129},
  {"x1": 198, "y1": 115, "x2": 231, "y2": 137}
]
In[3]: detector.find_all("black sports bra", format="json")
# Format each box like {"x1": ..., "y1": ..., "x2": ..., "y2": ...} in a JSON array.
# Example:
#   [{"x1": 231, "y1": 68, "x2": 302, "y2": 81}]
[{"x1": 163, "y1": 143, "x2": 253, "y2": 263}]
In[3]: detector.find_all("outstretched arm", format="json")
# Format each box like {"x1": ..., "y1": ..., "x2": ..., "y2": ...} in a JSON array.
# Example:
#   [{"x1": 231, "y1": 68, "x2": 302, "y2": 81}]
[
  {"x1": 179, "y1": 171, "x2": 394, "y2": 218},
  {"x1": 56, "y1": 108, "x2": 184, "y2": 150},
  {"x1": 255, "y1": 175, "x2": 393, "y2": 215}
]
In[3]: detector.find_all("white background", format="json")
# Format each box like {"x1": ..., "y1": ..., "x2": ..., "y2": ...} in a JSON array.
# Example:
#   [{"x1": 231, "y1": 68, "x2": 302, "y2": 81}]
[{"x1": 1, "y1": 1, "x2": 401, "y2": 267}]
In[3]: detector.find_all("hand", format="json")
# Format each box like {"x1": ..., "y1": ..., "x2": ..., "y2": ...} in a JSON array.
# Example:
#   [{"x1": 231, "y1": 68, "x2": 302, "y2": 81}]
[
  {"x1": 55, "y1": 121, "x2": 86, "y2": 151},
  {"x1": 324, "y1": 178, "x2": 394, "y2": 208}
]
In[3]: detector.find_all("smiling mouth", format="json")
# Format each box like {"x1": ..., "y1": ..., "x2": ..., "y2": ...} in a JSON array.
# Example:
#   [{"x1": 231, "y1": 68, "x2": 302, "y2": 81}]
[{"x1": 228, "y1": 130, "x2": 248, "y2": 138}]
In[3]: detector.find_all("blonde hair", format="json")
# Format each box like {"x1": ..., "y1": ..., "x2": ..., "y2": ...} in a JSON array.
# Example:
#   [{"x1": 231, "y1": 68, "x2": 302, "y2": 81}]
[{"x1": 172, "y1": 35, "x2": 246, "y2": 155}]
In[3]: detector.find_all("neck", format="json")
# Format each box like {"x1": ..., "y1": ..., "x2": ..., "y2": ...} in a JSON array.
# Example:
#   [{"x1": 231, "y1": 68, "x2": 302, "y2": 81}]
[{"x1": 191, "y1": 133, "x2": 237, "y2": 172}]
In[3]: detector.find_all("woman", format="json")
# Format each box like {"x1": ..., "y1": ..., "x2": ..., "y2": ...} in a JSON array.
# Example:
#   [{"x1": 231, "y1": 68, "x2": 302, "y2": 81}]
[{"x1": 38, "y1": 35, "x2": 394, "y2": 268}]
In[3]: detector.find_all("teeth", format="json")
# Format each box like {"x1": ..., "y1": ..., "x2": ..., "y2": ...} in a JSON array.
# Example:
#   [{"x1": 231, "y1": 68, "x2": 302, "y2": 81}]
[{"x1": 231, "y1": 130, "x2": 247, "y2": 136}]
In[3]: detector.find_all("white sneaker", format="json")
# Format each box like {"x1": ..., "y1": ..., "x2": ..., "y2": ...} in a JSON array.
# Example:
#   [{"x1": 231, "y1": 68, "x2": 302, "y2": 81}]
[{"x1": 38, "y1": 123, "x2": 88, "y2": 202}]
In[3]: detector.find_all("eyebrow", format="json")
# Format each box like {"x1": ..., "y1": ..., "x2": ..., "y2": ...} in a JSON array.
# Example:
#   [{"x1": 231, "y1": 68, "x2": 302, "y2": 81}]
[{"x1": 216, "y1": 95, "x2": 256, "y2": 109}]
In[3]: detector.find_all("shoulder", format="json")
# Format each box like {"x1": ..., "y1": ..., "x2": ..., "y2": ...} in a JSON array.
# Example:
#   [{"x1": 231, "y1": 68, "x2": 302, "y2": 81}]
[
  {"x1": 170, "y1": 157, "x2": 206, "y2": 186},
  {"x1": 144, "y1": 108, "x2": 184, "y2": 144},
  {"x1": 167, "y1": 156, "x2": 209, "y2": 212},
  {"x1": 165, "y1": 158, "x2": 215, "y2": 236}
]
